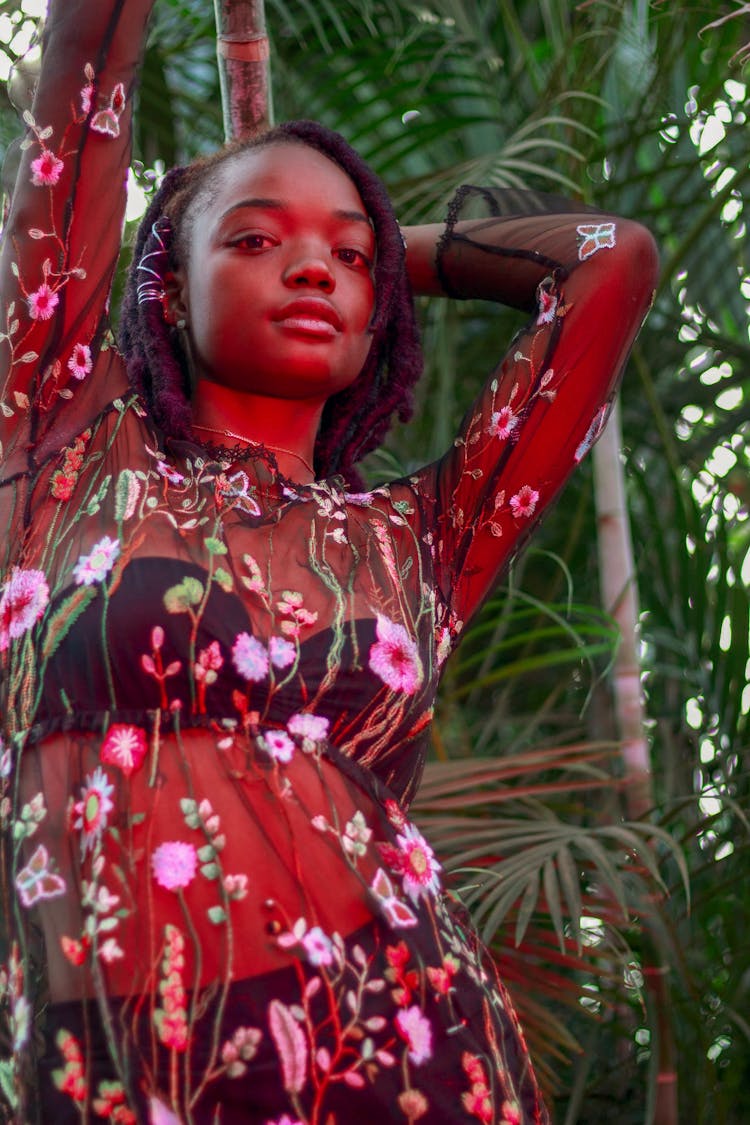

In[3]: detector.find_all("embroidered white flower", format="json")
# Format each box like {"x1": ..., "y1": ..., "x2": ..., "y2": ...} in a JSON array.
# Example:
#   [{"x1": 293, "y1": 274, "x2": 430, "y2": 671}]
[
  {"x1": 287, "y1": 712, "x2": 330, "y2": 743},
  {"x1": 73, "y1": 536, "x2": 120, "y2": 585},
  {"x1": 259, "y1": 729, "x2": 295, "y2": 764},
  {"x1": 487, "y1": 406, "x2": 518, "y2": 441},
  {"x1": 343, "y1": 811, "x2": 373, "y2": 857}
]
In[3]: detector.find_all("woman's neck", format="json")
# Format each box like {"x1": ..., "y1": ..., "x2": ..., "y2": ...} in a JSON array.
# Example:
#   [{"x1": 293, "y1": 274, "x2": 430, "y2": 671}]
[{"x1": 191, "y1": 380, "x2": 321, "y2": 481}]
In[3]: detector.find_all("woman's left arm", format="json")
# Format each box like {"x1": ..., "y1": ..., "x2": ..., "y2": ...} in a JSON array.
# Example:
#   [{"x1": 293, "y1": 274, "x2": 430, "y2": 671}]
[{"x1": 401, "y1": 192, "x2": 659, "y2": 635}]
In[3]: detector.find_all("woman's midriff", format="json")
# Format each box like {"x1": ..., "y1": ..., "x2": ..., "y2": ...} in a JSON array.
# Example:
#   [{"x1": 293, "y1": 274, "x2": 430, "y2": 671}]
[{"x1": 19, "y1": 727, "x2": 380, "y2": 1003}]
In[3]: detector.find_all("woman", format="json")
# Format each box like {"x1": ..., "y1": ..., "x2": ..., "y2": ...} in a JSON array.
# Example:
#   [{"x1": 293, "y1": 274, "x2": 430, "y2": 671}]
[{"x1": 0, "y1": 1, "x2": 658, "y2": 1122}]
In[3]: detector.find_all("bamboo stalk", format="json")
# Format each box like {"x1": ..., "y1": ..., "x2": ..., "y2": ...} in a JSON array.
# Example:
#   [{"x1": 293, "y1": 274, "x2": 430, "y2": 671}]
[
  {"x1": 593, "y1": 399, "x2": 678, "y2": 1125},
  {"x1": 592, "y1": 399, "x2": 653, "y2": 822},
  {"x1": 213, "y1": 0, "x2": 272, "y2": 142}
]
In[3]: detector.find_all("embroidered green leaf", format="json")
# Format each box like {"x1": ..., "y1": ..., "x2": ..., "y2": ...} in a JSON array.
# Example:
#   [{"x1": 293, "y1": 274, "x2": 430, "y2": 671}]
[
  {"x1": 197, "y1": 845, "x2": 215, "y2": 863},
  {"x1": 207, "y1": 905, "x2": 227, "y2": 925},
  {"x1": 0, "y1": 1059, "x2": 18, "y2": 1108},
  {"x1": 205, "y1": 537, "x2": 227, "y2": 555},
  {"x1": 41, "y1": 587, "x2": 97, "y2": 660},
  {"x1": 180, "y1": 797, "x2": 201, "y2": 828},
  {"x1": 164, "y1": 577, "x2": 204, "y2": 614},
  {"x1": 213, "y1": 567, "x2": 233, "y2": 592},
  {"x1": 115, "y1": 469, "x2": 141, "y2": 521},
  {"x1": 200, "y1": 862, "x2": 220, "y2": 880}
]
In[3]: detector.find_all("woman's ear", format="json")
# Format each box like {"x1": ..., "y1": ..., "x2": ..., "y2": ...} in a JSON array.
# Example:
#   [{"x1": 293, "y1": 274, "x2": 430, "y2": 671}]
[{"x1": 162, "y1": 269, "x2": 189, "y2": 328}]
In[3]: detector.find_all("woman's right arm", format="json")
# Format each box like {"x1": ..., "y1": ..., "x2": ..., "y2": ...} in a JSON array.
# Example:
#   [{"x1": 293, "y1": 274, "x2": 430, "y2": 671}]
[{"x1": 0, "y1": 0, "x2": 155, "y2": 464}]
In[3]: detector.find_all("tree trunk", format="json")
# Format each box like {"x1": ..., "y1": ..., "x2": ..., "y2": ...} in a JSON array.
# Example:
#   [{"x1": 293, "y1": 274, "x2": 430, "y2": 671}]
[{"x1": 213, "y1": 0, "x2": 272, "y2": 142}]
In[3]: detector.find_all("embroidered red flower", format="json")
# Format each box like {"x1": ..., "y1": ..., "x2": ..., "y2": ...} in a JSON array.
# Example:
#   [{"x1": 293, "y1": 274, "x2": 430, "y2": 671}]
[{"x1": 100, "y1": 724, "x2": 147, "y2": 777}]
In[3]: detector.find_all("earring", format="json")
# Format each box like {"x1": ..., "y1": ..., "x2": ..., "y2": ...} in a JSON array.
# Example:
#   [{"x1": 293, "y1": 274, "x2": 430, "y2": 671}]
[{"x1": 176, "y1": 318, "x2": 187, "y2": 330}]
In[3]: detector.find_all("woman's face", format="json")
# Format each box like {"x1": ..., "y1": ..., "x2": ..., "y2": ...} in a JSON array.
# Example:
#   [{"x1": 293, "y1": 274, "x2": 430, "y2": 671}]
[{"x1": 174, "y1": 143, "x2": 376, "y2": 403}]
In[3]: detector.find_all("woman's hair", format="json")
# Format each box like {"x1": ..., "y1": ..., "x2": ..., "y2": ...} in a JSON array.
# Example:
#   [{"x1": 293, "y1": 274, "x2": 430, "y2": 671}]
[{"x1": 119, "y1": 120, "x2": 423, "y2": 485}]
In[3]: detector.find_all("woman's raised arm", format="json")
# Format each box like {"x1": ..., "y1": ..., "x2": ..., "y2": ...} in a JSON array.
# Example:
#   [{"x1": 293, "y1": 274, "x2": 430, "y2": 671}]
[
  {"x1": 0, "y1": 0, "x2": 155, "y2": 464},
  {"x1": 401, "y1": 189, "x2": 659, "y2": 635}
]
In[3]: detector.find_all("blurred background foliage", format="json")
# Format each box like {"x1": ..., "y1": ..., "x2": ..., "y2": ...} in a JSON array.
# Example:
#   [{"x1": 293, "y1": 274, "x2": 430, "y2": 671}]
[{"x1": 1, "y1": 1, "x2": 749, "y2": 1121}]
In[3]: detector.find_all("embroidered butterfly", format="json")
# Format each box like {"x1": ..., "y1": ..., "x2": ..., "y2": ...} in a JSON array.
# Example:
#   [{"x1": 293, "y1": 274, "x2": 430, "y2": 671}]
[
  {"x1": 576, "y1": 222, "x2": 617, "y2": 261},
  {"x1": 91, "y1": 82, "x2": 126, "y2": 138},
  {"x1": 369, "y1": 867, "x2": 418, "y2": 929},
  {"x1": 15, "y1": 844, "x2": 66, "y2": 907}
]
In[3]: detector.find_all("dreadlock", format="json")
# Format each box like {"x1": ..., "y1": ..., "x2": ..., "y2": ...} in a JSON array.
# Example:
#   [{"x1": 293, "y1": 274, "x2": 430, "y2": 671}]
[{"x1": 118, "y1": 121, "x2": 423, "y2": 486}]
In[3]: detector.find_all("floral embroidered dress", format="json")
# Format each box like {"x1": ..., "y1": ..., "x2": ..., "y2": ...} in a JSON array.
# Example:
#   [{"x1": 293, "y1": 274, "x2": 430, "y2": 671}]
[{"x1": 0, "y1": 5, "x2": 658, "y2": 1123}]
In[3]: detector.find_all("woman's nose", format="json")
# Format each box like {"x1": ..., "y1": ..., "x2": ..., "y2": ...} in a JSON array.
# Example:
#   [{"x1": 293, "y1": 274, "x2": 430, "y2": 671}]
[{"x1": 283, "y1": 253, "x2": 335, "y2": 292}]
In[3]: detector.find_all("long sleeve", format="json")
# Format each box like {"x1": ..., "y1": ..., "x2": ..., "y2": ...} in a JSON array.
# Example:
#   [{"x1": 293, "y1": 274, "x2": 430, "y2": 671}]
[
  {"x1": 0, "y1": 0, "x2": 155, "y2": 477},
  {"x1": 408, "y1": 188, "x2": 659, "y2": 641}
]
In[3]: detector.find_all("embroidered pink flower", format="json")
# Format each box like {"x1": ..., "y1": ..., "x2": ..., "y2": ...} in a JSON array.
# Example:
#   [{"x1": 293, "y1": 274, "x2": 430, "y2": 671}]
[
  {"x1": 301, "y1": 925, "x2": 334, "y2": 967},
  {"x1": 368, "y1": 615, "x2": 423, "y2": 695},
  {"x1": 397, "y1": 1090, "x2": 429, "y2": 1120},
  {"x1": 509, "y1": 485, "x2": 539, "y2": 519},
  {"x1": 73, "y1": 535, "x2": 120, "y2": 585},
  {"x1": 194, "y1": 640, "x2": 223, "y2": 684},
  {"x1": 287, "y1": 712, "x2": 329, "y2": 743},
  {"x1": 67, "y1": 343, "x2": 92, "y2": 381},
  {"x1": 151, "y1": 841, "x2": 198, "y2": 891},
  {"x1": 487, "y1": 406, "x2": 518, "y2": 440},
  {"x1": 27, "y1": 282, "x2": 59, "y2": 321},
  {"x1": 383, "y1": 823, "x2": 441, "y2": 903},
  {"x1": 395, "y1": 1006, "x2": 433, "y2": 1065},
  {"x1": 0, "y1": 567, "x2": 49, "y2": 651},
  {"x1": 260, "y1": 729, "x2": 295, "y2": 764},
  {"x1": 73, "y1": 766, "x2": 115, "y2": 856},
  {"x1": 100, "y1": 724, "x2": 147, "y2": 777},
  {"x1": 269, "y1": 635, "x2": 295, "y2": 669},
  {"x1": 232, "y1": 632, "x2": 269, "y2": 681},
  {"x1": 30, "y1": 149, "x2": 64, "y2": 187},
  {"x1": 81, "y1": 84, "x2": 94, "y2": 116},
  {"x1": 277, "y1": 590, "x2": 318, "y2": 637},
  {"x1": 223, "y1": 873, "x2": 249, "y2": 900},
  {"x1": 536, "y1": 285, "x2": 558, "y2": 324}
]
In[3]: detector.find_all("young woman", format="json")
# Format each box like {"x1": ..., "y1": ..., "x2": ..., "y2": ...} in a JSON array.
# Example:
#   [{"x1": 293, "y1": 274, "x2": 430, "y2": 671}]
[{"x1": 0, "y1": 2, "x2": 658, "y2": 1122}]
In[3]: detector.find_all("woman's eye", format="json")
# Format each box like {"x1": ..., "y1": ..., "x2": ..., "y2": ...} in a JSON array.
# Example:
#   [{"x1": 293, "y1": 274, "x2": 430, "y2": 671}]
[
  {"x1": 232, "y1": 233, "x2": 275, "y2": 251},
  {"x1": 335, "y1": 247, "x2": 372, "y2": 269}
]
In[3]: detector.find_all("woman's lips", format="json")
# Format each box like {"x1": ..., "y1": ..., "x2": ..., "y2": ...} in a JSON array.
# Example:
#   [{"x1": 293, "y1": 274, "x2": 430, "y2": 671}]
[{"x1": 273, "y1": 298, "x2": 342, "y2": 339}]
